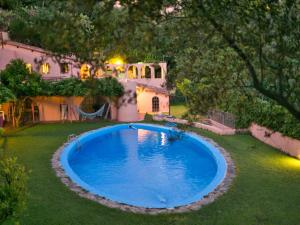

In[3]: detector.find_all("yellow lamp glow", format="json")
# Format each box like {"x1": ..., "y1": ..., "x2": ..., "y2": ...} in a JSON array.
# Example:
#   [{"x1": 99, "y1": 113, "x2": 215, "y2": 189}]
[{"x1": 109, "y1": 56, "x2": 124, "y2": 65}]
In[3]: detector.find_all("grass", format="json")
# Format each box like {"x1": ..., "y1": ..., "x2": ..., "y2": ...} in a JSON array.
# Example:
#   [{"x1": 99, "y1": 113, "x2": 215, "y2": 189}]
[
  {"x1": 2, "y1": 121, "x2": 300, "y2": 225},
  {"x1": 170, "y1": 104, "x2": 188, "y2": 118}
]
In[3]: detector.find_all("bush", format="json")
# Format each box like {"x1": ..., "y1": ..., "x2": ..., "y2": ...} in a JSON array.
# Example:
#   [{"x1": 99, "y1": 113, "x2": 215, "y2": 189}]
[
  {"x1": 0, "y1": 156, "x2": 28, "y2": 224},
  {"x1": 232, "y1": 98, "x2": 300, "y2": 140},
  {"x1": 0, "y1": 10, "x2": 14, "y2": 31},
  {"x1": 0, "y1": 128, "x2": 4, "y2": 137},
  {"x1": 144, "y1": 113, "x2": 153, "y2": 121}
]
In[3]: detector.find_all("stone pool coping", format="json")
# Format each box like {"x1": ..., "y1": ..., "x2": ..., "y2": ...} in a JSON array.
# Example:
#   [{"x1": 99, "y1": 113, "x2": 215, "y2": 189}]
[{"x1": 51, "y1": 126, "x2": 235, "y2": 214}]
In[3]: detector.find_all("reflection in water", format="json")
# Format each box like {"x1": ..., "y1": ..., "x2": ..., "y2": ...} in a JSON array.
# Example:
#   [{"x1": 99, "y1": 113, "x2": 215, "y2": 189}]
[
  {"x1": 161, "y1": 132, "x2": 167, "y2": 146},
  {"x1": 137, "y1": 129, "x2": 150, "y2": 143}
]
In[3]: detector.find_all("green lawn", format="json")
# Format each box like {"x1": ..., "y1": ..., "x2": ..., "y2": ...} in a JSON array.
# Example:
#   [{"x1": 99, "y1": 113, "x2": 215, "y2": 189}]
[
  {"x1": 170, "y1": 104, "x2": 188, "y2": 118},
  {"x1": 2, "y1": 121, "x2": 300, "y2": 225}
]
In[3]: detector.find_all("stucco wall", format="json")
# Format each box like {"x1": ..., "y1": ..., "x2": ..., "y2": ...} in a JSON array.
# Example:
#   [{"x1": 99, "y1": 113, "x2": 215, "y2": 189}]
[
  {"x1": 0, "y1": 43, "x2": 80, "y2": 79},
  {"x1": 136, "y1": 86, "x2": 169, "y2": 114},
  {"x1": 35, "y1": 96, "x2": 83, "y2": 122},
  {"x1": 117, "y1": 81, "x2": 139, "y2": 122},
  {"x1": 0, "y1": 35, "x2": 170, "y2": 123},
  {"x1": 0, "y1": 96, "x2": 83, "y2": 123},
  {"x1": 250, "y1": 123, "x2": 300, "y2": 158}
]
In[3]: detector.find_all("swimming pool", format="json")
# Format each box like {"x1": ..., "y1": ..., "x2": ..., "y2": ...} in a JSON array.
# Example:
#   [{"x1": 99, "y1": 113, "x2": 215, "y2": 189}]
[{"x1": 60, "y1": 124, "x2": 227, "y2": 209}]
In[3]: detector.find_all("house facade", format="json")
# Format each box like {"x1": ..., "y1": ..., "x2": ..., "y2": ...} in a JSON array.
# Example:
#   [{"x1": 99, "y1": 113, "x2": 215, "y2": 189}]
[{"x1": 0, "y1": 32, "x2": 169, "y2": 124}]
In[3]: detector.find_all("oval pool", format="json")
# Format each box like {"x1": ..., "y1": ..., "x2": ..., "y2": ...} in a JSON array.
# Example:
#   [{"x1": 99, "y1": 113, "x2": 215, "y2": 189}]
[{"x1": 60, "y1": 123, "x2": 227, "y2": 209}]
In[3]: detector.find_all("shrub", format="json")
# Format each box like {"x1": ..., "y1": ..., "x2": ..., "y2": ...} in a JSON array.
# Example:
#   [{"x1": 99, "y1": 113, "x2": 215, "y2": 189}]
[
  {"x1": 144, "y1": 113, "x2": 153, "y2": 121},
  {"x1": 232, "y1": 98, "x2": 300, "y2": 140},
  {"x1": 0, "y1": 128, "x2": 4, "y2": 137},
  {"x1": 0, "y1": 157, "x2": 28, "y2": 224}
]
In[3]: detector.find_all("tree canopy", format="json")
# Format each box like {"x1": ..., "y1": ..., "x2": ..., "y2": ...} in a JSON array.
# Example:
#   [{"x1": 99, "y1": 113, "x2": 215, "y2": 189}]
[
  {"x1": 0, "y1": 84, "x2": 15, "y2": 104},
  {"x1": 119, "y1": 0, "x2": 300, "y2": 120},
  {"x1": 1, "y1": 0, "x2": 300, "y2": 122}
]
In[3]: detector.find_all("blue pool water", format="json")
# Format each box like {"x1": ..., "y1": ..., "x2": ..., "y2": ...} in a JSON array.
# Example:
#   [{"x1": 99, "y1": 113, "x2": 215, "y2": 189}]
[{"x1": 60, "y1": 124, "x2": 227, "y2": 208}]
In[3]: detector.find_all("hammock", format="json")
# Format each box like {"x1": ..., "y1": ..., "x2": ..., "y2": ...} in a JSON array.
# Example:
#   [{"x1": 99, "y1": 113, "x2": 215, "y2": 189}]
[{"x1": 75, "y1": 104, "x2": 106, "y2": 120}]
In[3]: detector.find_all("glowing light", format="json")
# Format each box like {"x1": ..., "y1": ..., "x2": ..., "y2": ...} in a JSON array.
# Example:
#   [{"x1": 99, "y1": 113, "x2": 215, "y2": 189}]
[
  {"x1": 270, "y1": 156, "x2": 300, "y2": 171},
  {"x1": 109, "y1": 56, "x2": 124, "y2": 65},
  {"x1": 26, "y1": 63, "x2": 32, "y2": 73},
  {"x1": 80, "y1": 64, "x2": 91, "y2": 80},
  {"x1": 40, "y1": 63, "x2": 50, "y2": 74}
]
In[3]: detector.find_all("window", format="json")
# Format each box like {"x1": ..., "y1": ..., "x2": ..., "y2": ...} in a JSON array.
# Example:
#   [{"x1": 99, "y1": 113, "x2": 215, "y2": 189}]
[
  {"x1": 60, "y1": 63, "x2": 69, "y2": 73},
  {"x1": 154, "y1": 64, "x2": 162, "y2": 79},
  {"x1": 152, "y1": 96, "x2": 159, "y2": 112},
  {"x1": 26, "y1": 63, "x2": 32, "y2": 73},
  {"x1": 141, "y1": 66, "x2": 151, "y2": 79},
  {"x1": 95, "y1": 68, "x2": 105, "y2": 78},
  {"x1": 127, "y1": 65, "x2": 138, "y2": 79},
  {"x1": 80, "y1": 64, "x2": 90, "y2": 79},
  {"x1": 40, "y1": 63, "x2": 50, "y2": 74}
]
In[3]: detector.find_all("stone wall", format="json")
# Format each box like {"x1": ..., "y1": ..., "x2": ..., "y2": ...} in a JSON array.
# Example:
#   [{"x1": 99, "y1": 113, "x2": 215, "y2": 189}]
[{"x1": 153, "y1": 116, "x2": 236, "y2": 135}]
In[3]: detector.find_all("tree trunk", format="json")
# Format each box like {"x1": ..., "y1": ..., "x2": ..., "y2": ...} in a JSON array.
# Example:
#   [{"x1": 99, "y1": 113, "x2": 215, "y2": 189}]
[{"x1": 11, "y1": 98, "x2": 28, "y2": 128}]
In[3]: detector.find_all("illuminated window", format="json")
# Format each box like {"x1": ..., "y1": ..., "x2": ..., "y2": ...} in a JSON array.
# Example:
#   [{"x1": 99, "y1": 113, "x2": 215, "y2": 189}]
[
  {"x1": 127, "y1": 65, "x2": 138, "y2": 79},
  {"x1": 60, "y1": 63, "x2": 69, "y2": 74},
  {"x1": 40, "y1": 63, "x2": 50, "y2": 74},
  {"x1": 152, "y1": 96, "x2": 159, "y2": 112},
  {"x1": 26, "y1": 63, "x2": 32, "y2": 73},
  {"x1": 80, "y1": 64, "x2": 90, "y2": 79},
  {"x1": 95, "y1": 68, "x2": 105, "y2": 78}
]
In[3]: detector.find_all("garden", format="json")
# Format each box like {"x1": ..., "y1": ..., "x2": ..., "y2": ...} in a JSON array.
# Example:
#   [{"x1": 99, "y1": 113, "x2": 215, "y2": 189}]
[
  {"x1": 1, "y1": 122, "x2": 300, "y2": 225},
  {"x1": 1, "y1": 0, "x2": 300, "y2": 225}
]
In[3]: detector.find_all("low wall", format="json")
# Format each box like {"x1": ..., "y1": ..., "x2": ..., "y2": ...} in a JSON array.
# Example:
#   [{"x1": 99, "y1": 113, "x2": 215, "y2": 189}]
[
  {"x1": 153, "y1": 116, "x2": 235, "y2": 135},
  {"x1": 193, "y1": 121, "x2": 235, "y2": 135},
  {"x1": 249, "y1": 123, "x2": 300, "y2": 158}
]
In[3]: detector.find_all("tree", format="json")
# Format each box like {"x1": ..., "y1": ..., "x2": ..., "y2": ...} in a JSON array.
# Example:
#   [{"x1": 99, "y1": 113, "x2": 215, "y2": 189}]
[
  {"x1": 0, "y1": 84, "x2": 15, "y2": 104},
  {"x1": 8, "y1": 1, "x2": 165, "y2": 74},
  {"x1": 195, "y1": 0, "x2": 300, "y2": 120},
  {"x1": 116, "y1": 0, "x2": 300, "y2": 120},
  {"x1": 0, "y1": 59, "x2": 46, "y2": 127}
]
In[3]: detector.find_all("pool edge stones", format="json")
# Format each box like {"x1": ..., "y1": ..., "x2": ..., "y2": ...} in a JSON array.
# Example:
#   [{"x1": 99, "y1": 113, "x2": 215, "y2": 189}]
[{"x1": 51, "y1": 124, "x2": 235, "y2": 214}]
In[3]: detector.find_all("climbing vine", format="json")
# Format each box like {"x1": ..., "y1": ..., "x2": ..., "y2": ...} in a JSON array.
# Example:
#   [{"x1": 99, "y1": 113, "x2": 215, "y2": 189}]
[{"x1": 0, "y1": 59, "x2": 124, "y2": 127}]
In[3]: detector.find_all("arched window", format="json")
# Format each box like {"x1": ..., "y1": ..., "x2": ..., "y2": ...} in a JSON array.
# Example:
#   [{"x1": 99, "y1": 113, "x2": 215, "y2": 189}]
[
  {"x1": 154, "y1": 64, "x2": 162, "y2": 79},
  {"x1": 152, "y1": 96, "x2": 159, "y2": 112},
  {"x1": 80, "y1": 64, "x2": 90, "y2": 79},
  {"x1": 127, "y1": 65, "x2": 138, "y2": 79},
  {"x1": 142, "y1": 66, "x2": 151, "y2": 79},
  {"x1": 40, "y1": 63, "x2": 50, "y2": 74},
  {"x1": 145, "y1": 66, "x2": 151, "y2": 78}
]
